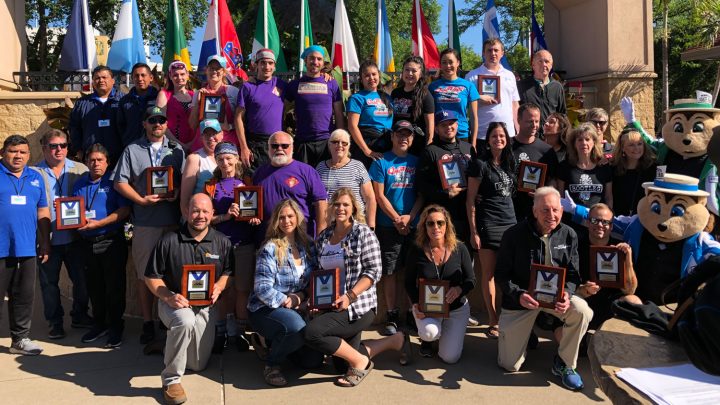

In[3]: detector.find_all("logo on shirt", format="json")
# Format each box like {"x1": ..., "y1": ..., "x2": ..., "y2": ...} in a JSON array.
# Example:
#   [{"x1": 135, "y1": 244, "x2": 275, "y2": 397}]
[
  {"x1": 494, "y1": 170, "x2": 512, "y2": 197},
  {"x1": 393, "y1": 98, "x2": 412, "y2": 116},
  {"x1": 30, "y1": 179, "x2": 41, "y2": 187},
  {"x1": 434, "y1": 85, "x2": 464, "y2": 103},
  {"x1": 298, "y1": 82, "x2": 328, "y2": 95},
  {"x1": 568, "y1": 174, "x2": 603, "y2": 202},
  {"x1": 272, "y1": 86, "x2": 281, "y2": 97},
  {"x1": 205, "y1": 252, "x2": 220, "y2": 259},
  {"x1": 554, "y1": 245, "x2": 568, "y2": 250},
  {"x1": 387, "y1": 165, "x2": 415, "y2": 189},
  {"x1": 518, "y1": 152, "x2": 530, "y2": 162},
  {"x1": 285, "y1": 176, "x2": 299, "y2": 188},
  {"x1": 367, "y1": 99, "x2": 390, "y2": 116}
]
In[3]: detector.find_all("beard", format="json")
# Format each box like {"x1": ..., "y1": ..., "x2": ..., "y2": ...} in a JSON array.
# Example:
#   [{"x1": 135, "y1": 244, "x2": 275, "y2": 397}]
[{"x1": 271, "y1": 154, "x2": 291, "y2": 166}]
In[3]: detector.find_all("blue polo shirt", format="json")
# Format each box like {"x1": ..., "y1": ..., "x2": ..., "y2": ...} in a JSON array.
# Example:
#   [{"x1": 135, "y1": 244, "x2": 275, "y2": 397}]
[
  {"x1": 0, "y1": 163, "x2": 47, "y2": 258},
  {"x1": 72, "y1": 172, "x2": 130, "y2": 238},
  {"x1": 36, "y1": 159, "x2": 82, "y2": 246}
]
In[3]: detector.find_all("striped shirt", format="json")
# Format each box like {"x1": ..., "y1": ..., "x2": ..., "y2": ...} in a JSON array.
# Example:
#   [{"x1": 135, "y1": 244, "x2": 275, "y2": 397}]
[{"x1": 315, "y1": 159, "x2": 370, "y2": 211}]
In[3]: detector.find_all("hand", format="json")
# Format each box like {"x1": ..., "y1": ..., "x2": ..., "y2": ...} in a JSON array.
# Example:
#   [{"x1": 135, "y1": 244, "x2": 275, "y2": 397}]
[
  {"x1": 579, "y1": 282, "x2": 600, "y2": 298},
  {"x1": 479, "y1": 95, "x2": 498, "y2": 106},
  {"x1": 396, "y1": 215, "x2": 411, "y2": 229},
  {"x1": 249, "y1": 218, "x2": 261, "y2": 226},
  {"x1": 620, "y1": 96, "x2": 636, "y2": 124},
  {"x1": 141, "y1": 194, "x2": 163, "y2": 206},
  {"x1": 445, "y1": 286, "x2": 462, "y2": 303},
  {"x1": 77, "y1": 219, "x2": 101, "y2": 231},
  {"x1": 282, "y1": 296, "x2": 294, "y2": 309},
  {"x1": 412, "y1": 303, "x2": 426, "y2": 320},
  {"x1": 554, "y1": 291, "x2": 570, "y2": 314},
  {"x1": 239, "y1": 147, "x2": 253, "y2": 168},
  {"x1": 211, "y1": 284, "x2": 224, "y2": 305},
  {"x1": 520, "y1": 292, "x2": 540, "y2": 310},
  {"x1": 447, "y1": 184, "x2": 462, "y2": 198},
  {"x1": 220, "y1": 122, "x2": 233, "y2": 132},
  {"x1": 616, "y1": 242, "x2": 631, "y2": 257},
  {"x1": 470, "y1": 232, "x2": 481, "y2": 250},
  {"x1": 227, "y1": 203, "x2": 240, "y2": 218},
  {"x1": 322, "y1": 73, "x2": 333, "y2": 82},
  {"x1": 364, "y1": 149, "x2": 383, "y2": 161},
  {"x1": 198, "y1": 87, "x2": 210, "y2": 95},
  {"x1": 332, "y1": 294, "x2": 351, "y2": 311},
  {"x1": 560, "y1": 190, "x2": 577, "y2": 215},
  {"x1": 38, "y1": 240, "x2": 50, "y2": 264},
  {"x1": 165, "y1": 293, "x2": 190, "y2": 309}
]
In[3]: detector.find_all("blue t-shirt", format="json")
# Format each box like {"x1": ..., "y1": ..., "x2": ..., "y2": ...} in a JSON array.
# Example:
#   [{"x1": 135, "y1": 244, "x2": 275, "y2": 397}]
[
  {"x1": 368, "y1": 151, "x2": 419, "y2": 227},
  {"x1": 72, "y1": 173, "x2": 130, "y2": 238},
  {"x1": 428, "y1": 77, "x2": 480, "y2": 139},
  {"x1": 347, "y1": 90, "x2": 393, "y2": 134},
  {"x1": 0, "y1": 164, "x2": 48, "y2": 257}
]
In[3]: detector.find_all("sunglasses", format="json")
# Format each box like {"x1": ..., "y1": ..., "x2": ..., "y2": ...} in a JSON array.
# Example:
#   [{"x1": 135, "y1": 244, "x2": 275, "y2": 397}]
[
  {"x1": 330, "y1": 140, "x2": 349, "y2": 147},
  {"x1": 591, "y1": 120, "x2": 608, "y2": 127},
  {"x1": 589, "y1": 217, "x2": 612, "y2": 227},
  {"x1": 270, "y1": 143, "x2": 291, "y2": 150},
  {"x1": 147, "y1": 117, "x2": 167, "y2": 125},
  {"x1": 47, "y1": 143, "x2": 68, "y2": 150},
  {"x1": 425, "y1": 220, "x2": 446, "y2": 228}
]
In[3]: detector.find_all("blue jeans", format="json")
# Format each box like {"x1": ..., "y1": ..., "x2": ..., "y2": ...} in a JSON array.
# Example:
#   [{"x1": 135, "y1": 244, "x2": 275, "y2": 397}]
[
  {"x1": 249, "y1": 306, "x2": 317, "y2": 367},
  {"x1": 37, "y1": 241, "x2": 89, "y2": 326}
]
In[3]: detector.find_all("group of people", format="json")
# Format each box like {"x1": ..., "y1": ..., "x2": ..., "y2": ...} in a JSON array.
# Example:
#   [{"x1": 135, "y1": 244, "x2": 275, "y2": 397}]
[{"x1": 0, "y1": 36, "x2": 706, "y2": 405}]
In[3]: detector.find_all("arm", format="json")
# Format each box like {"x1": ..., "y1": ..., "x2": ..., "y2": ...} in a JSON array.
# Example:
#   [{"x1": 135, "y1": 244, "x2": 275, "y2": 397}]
[
  {"x1": 69, "y1": 104, "x2": 83, "y2": 159},
  {"x1": 494, "y1": 229, "x2": 524, "y2": 306},
  {"x1": 347, "y1": 113, "x2": 375, "y2": 159},
  {"x1": 468, "y1": 100, "x2": 479, "y2": 149},
  {"x1": 424, "y1": 113, "x2": 434, "y2": 145},
  {"x1": 360, "y1": 181, "x2": 376, "y2": 228},
  {"x1": 78, "y1": 206, "x2": 131, "y2": 232},
  {"x1": 459, "y1": 244, "x2": 476, "y2": 296},
  {"x1": 616, "y1": 242, "x2": 638, "y2": 295},
  {"x1": 37, "y1": 207, "x2": 51, "y2": 263},
  {"x1": 604, "y1": 182, "x2": 613, "y2": 209},
  {"x1": 372, "y1": 181, "x2": 400, "y2": 224},
  {"x1": 253, "y1": 244, "x2": 291, "y2": 308},
  {"x1": 234, "y1": 108, "x2": 253, "y2": 168},
  {"x1": 146, "y1": 278, "x2": 189, "y2": 309},
  {"x1": 114, "y1": 181, "x2": 161, "y2": 206},
  {"x1": 188, "y1": 91, "x2": 201, "y2": 131},
  {"x1": 332, "y1": 100, "x2": 345, "y2": 130},
  {"x1": 512, "y1": 101, "x2": 520, "y2": 135},
  {"x1": 179, "y1": 154, "x2": 200, "y2": 220},
  {"x1": 466, "y1": 176, "x2": 481, "y2": 250},
  {"x1": 155, "y1": 89, "x2": 169, "y2": 110},
  {"x1": 314, "y1": 200, "x2": 328, "y2": 236}
]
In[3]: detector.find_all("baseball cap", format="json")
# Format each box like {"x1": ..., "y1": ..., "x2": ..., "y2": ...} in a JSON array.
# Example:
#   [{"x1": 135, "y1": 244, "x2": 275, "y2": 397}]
[
  {"x1": 435, "y1": 110, "x2": 459, "y2": 124},
  {"x1": 144, "y1": 106, "x2": 166, "y2": 120},
  {"x1": 392, "y1": 120, "x2": 417, "y2": 134},
  {"x1": 200, "y1": 119, "x2": 222, "y2": 134},
  {"x1": 255, "y1": 48, "x2": 276, "y2": 62},
  {"x1": 206, "y1": 55, "x2": 227, "y2": 69}
]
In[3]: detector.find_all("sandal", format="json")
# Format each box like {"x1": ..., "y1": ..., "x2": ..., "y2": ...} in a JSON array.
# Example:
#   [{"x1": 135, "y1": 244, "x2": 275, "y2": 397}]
[
  {"x1": 399, "y1": 332, "x2": 413, "y2": 366},
  {"x1": 487, "y1": 325, "x2": 500, "y2": 339},
  {"x1": 263, "y1": 366, "x2": 287, "y2": 387},
  {"x1": 335, "y1": 360, "x2": 374, "y2": 387}
]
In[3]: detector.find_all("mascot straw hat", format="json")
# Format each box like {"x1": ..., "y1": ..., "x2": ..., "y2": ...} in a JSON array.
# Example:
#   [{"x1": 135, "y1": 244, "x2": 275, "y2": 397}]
[
  {"x1": 642, "y1": 173, "x2": 709, "y2": 197},
  {"x1": 665, "y1": 91, "x2": 720, "y2": 115}
]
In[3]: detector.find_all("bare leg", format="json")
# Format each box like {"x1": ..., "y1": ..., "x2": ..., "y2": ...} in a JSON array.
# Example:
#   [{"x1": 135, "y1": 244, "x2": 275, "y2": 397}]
[
  {"x1": 363, "y1": 332, "x2": 404, "y2": 359},
  {"x1": 479, "y1": 249, "x2": 499, "y2": 326}
]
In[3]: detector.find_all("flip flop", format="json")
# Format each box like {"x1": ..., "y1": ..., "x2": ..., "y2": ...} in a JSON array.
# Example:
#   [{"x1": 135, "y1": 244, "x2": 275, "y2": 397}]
[
  {"x1": 335, "y1": 360, "x2": 374, "y2": 387},
  {"x1": 399, "y1": 332, "x2": 413, "y2": 366}
]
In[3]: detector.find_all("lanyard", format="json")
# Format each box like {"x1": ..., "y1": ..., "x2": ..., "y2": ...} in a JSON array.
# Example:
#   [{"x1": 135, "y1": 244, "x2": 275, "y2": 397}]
[
  {"x1": 147, "y1": 141, "x2": 165, "y2": 166},
  {"x1": 4, "y1": 172, "x2": 26, "y2": 195},
  {"x1": 50, "y1": 165, "x2": 67, "y2": 197},
  {"x1": 85, "y1": 178, "x2": 102, "y2": 210}
]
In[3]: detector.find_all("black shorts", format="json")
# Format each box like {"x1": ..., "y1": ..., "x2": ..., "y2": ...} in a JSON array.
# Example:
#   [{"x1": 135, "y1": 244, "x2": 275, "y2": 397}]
[
  {"x1": 376, "y1": 226, "x2": 413, "y2": 276},
  {"x1": 294, "y1": 139, "x2": 330, "y2": 167},
  {"x1": 479, "y1": 223, "x2": 514, "y2": 251}
]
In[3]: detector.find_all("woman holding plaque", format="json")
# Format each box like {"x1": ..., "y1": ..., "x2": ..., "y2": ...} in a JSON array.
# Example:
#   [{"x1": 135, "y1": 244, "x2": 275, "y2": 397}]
[
  {"x1": 406, "y1": 205, "x2": 475, "y2": 363},
  {"x1": 466, "y1": 122, "x2": 516, "y2": 338},
  {"x1": 542, "y1": 113, "x2": 571, "y2": 163},
  {"x1": 180, "y1": 119, "x2": 221, "y2": 220},
  {"x1": 156, "y1": 60, "x2": 195, "y2": 151},
  {"x1": 306, "y1": 188, "x2": 411, "y2": 387},
  {"x1": 609, "y1": 128, "x2": 657, "y2": 216},
  {"x1": 248, "y1": 199, "x2": 320, "y2": 386},
  {"x1": 391, "y1": 56, "x2": 435, "y2": 154}
]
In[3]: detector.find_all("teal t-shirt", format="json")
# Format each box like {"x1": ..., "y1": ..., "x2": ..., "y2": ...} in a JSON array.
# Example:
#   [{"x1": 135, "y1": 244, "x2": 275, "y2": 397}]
[{"x1": 347, "y1": 90, "x2": 393, "y2": 134}]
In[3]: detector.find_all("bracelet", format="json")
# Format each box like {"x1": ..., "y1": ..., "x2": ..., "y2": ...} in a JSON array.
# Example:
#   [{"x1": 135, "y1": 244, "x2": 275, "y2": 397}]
[{"x1": 346, "y1": 290, "x2": 358, "y2": 303}]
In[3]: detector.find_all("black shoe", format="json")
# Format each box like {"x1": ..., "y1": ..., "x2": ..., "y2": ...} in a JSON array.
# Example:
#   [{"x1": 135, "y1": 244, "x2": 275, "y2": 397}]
[
  {"x1": 71, "y1": 314, "x2": 94, "y2": 329},
  {"x1": 528, "y1": 330, "x2": 539, "y2": 350},
  {"x1": 382, "y1": 309, "x2": 400, "y2": 336},
  {"x1": 212, "y1": 333, "x2": 227, "y2": 354},
  {"x1": 236, "y1": 332, "x2": 250, "y2": 352},
  {"x1": 405, "y1": 310, "x2": 418, "y2": 334},
  {"x1": 140, "y1": 321, "x2": 155, "y2": 344},
  {"x1": 106, "y1": 330, "x2": 122, "y2": 348},
  {"x1": 419, "y1": 341, "x2": 434, "y2": 358},
  {"x1": 48, "y1": 324, "x2": 66, "y2": 340},
  {"x1": 81, "y1": 327, "x2": 108, "y2": 343}
]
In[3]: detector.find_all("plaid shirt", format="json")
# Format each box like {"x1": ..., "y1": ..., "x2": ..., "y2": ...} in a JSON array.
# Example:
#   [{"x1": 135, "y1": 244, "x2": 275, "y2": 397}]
[
  {"x1": 247, "y1": 241, "x2": 316, "y2": 312},
  {"x1": 316, "y1": 222, "x2": 382, "y2": 321}
]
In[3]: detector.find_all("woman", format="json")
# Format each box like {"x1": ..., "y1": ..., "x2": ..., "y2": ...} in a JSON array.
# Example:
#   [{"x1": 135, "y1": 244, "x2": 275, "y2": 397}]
[
  {"x1": 466, "y1": 122, "x2": 516, "y2": 339},
  {"x1": 610, "y1": 128, "x2": 657, "y2": 216},
  {"x1": 305, "y1": 188, "x2": 411, "y2": 387},
  {"x1": 428, "y1": 48, "x2": 480, "y2": 146},
  {"x1": 542, "y1": 112, "x2": 571, "y2": 163},
  {"x1": 188, "y1": 55, "x2": 240, "y2": 149},
  {"x1": 406, "y1": 205, "x2": 475, "y2": 363},
  {"x1": 585, "y1": 107, "x2": 612, "y2": 153},
  {"x1": 347, "y1": 60, "x2": 394, "y2": 167},
  {"x1": 180, "y1": 119, "x2": 221, "y2": 220},
  {"x1": 391, "y1": 56, "x2": 435, "y2": 155},
  {"x1": 316, "y1": 129, "x2": 377, "y2": 228},
  {"x1": 248, "y1": 199, "x2": 320, "y2": 386},
  {"x1": 156, "y1": 60, "x2": 195, "y2": 151}
]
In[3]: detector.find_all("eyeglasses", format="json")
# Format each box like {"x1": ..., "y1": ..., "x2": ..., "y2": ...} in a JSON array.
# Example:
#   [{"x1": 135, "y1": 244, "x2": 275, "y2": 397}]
[
  {"x1": 330, "y1": 140, "x2": 349, "y2": 147},
  {"x1": 270, "y1": 143, "x2": 291, "y2": 150},
  {"x1": 147, "y1": 117, "x2": 167, "y2": 125},
  {"x1": 425, "y1": 220, "x2": 446, "y2": 228},
  {"x1": 47, "y1": 143, "x2": 68, "y2": 150},
  {"x1": 589, "y1": 217, "x2": 612, "y2": 227},
  {"x1": 591, "y1": 120, "x2": 608, "y2": 127}
]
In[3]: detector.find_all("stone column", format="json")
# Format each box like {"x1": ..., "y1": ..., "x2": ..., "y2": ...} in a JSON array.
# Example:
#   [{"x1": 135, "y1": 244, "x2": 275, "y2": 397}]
[{"x1": 0, "y1": 0, "x2": 26, "y2": 92}]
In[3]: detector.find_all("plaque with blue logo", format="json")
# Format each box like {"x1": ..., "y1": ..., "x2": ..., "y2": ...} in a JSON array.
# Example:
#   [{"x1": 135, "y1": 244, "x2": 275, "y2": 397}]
[
  {"x1": 590, "y1": 246, "x2": 625, "y2": 289},
  {"x1": 181, "y1": 264, "x2": 215, "y2": 306},
  {"x1": 233, "y1": 186, "x2": 263, "y2": 221},
  {"x1": 199, "y1": 93, "x2": 227, "y2": 122},
  {"x1": 528, "y1": 264, "x2": 566, "y2": 309},
  {"x1": 437, "y1": 155, "x2": 467, "y2": 190},
  {"x1": 310, "y1": 268, "x2": 341, "y2": 310},
  {"x1": 419, "y1": 278, "x2": 450, "y2": 318},
  {"x1": 55, "y1": 196, "x2": 86, "y2": 230},
  {"x1": 146, "y1": 166, "x2": 174, "y2": 198},
  {"x1": 478, "y1": 75, "x2": 501, "y2": 103},
  {"x1": 517, "y1": 160, "x2": 547, "y2": 193}
]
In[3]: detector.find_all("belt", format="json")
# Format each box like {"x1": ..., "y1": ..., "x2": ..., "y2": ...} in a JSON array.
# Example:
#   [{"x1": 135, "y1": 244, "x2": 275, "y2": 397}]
[{"x1": 83, "y1": 230, "x2": 121, "y2": 244}]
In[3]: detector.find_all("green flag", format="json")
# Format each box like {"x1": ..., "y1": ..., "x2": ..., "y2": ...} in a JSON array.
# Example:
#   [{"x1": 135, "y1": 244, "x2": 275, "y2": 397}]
[
  {"x1": 252, "y1": 0, "x2": 287, "y2": 72},
  {"x1": 299, "y1": 0, "x2": 313, "y2": 71},
  {"x1": 163, "y1": 0, "x2": 191, "y2": 71},
  {"x1": 448, "y1": 0, "x2": 461, "y2": 66}
]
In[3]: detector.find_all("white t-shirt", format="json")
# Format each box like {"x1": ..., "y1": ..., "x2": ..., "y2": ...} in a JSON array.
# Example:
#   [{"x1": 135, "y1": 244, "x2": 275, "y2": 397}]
[
  {"x1": 320, "y1": 242, "x2": 345, "y2": 272},
  {"x1": 465, "y1": 64, "x2": 520, "y2": 139}
]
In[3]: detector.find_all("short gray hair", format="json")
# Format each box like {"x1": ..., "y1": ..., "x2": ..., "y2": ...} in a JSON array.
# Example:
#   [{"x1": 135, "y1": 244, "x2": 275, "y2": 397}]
[
  {"x1": 329, "y1": 129, "x2": 351, "y2": 144},
  {"x1": 533, "y1": 186, "x2": 560, "y2": 206},
  {"x1": 586, "y1": 107, "x2": 608, "y2": 122}
]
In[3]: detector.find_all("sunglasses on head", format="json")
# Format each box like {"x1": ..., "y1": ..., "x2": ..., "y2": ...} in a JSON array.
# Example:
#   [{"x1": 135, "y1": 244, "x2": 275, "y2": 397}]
[
  {"x1": 425, "y1": 220, "x2": 446, "y2": 228},
  {"x1": 589, "y1": 217, "x2": 611, "y2": 226},
  {"x1": 147, "y1": 117, "x2": 167, "y2": 125},
  {"x1": 47, "y1": 143, "x2": 68, "y2": 150},
  {"x1": 271, "y1": 143, "x2": 291, "y2": 150}
]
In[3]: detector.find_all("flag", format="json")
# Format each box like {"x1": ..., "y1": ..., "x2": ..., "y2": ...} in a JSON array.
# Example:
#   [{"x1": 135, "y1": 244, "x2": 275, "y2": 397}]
[
  {"x1": 58, "y1": 0, "x2": 97, "y2": 71},
  {"x1": 530, "y1": 0, "x2": 547, "y2": 54},
  {"x1": 482, "y1": 0, "x2": 512, "y2": 70},
  {"x1": 373, "y1": 0, "x2": 395, "y2": 72},
  {"x1": 198, "y1": 0, "x2": 248, "y2": 80},
  {"x1": 447, "y1": 0, "x2": 461, "y2": 64},
  {"x1": 163, "y1": 0, "x2": 191, "y2": 71},
  {"x1": 299, "y1": 0, "x2": 313, "y2": 72},
  {"x1": 412, "y1": 0, "x2": 439, "y2": 69},
  {"x1": 252, "y1": 0, "x2": 287, "y2": 72},
  {"x1": 331, "y1": 0, "x2": 359, "y2": 72},
  {"x1": 106, "y1": 0, "x2": 146, "y2": 73}
]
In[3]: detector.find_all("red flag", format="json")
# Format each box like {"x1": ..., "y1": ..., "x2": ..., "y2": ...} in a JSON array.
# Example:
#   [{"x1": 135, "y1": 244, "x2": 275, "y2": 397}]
[
  {"x1": 217, "y1": 0, "x2": 247, "y2": 80},
  {"x1": 412, "y1": 0, "x2": 439, "y2": 69}
]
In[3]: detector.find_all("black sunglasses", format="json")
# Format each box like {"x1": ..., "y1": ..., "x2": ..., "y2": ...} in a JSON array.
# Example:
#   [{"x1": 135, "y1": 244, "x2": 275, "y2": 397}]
[
  {"x1": 589, "y1": 217, "x2": 611, "y2": 226},
  {"x1": 270, "y1": 143, "x2": 291, "y2": 150},
  {"x1": 147, "y1": 117, "x2": 167, "y2": 125},
  {"x1": 425, "y1": 220, "x2": 446, "y2": 228},
  {"x1": 47, "y1": 143, "x2": 68, "y2": 150}
]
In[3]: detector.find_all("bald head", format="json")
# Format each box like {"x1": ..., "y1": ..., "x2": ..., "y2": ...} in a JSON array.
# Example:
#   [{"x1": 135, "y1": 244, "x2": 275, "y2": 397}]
[
  {"x1": 188, "y1": 193, "x2": 213, "y2": 233},
  {"x1": 532, "y1": 50, "x2": 553, "y2": 81}
]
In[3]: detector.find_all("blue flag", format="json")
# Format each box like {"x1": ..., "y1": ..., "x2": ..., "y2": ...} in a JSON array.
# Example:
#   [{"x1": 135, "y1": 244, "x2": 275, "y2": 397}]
[
  {"x1": 58, "y1": 0, "x2": 97, "y2": 71},
  {"x1": 530, "y1": 0, "x2": 547, "y2": 53},
  {"x1": 481, "y1": 0, "x2": 511, "y2": 70},
  {"x1": 107, "y1": 0, "x2": 146, "y2": 72}
]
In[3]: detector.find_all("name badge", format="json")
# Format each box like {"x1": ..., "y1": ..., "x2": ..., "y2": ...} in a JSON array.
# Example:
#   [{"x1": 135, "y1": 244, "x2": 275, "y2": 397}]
[
  {"x1": 98, "y1": 119, "x2": 110, "y2": 127},
  {"x1": 11, "y1": 195, "x2": 27, "y2": 205},
  {"x1": 85, "y1": 210, "x2": 96, "y2": 219}
]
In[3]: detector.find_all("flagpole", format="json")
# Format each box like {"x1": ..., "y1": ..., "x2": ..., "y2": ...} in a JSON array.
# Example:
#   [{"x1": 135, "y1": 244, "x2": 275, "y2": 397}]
[
  {"x1": 448, "y1": 0, "x2": 452, "y2": 49},
  {"x1": 82, "y1": 0, "x2": 92, "y2": 87},
  {"x1": 214, "y1": 0, "x2": 220, "y2": 56},
  {"x1": 415, "y1": 0, "x2": 422, "y2": 58},
  {"x1": 299, "y1": 0, "x2": 304, "y2": 72},
  {"x1": 263, "y1": 0, "x2": 269, "y2": 48}
]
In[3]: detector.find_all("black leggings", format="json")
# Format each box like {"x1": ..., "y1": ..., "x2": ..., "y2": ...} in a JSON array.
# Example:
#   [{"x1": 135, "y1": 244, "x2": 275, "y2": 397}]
[{"x1": 304, "y1": 310, "x2": 375, "y2": 355}]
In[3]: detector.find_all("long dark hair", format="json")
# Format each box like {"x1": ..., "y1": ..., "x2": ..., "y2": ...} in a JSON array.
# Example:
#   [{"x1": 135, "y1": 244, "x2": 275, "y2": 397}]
[
  {"x1": 359, "y1": 60, "x2": 393, "y2": 114},
  {"x1": 397, "y1": 56, "x2": 430, "y2": 123},
  {"x1": 482, "y1": 122, "x2": 516, "y2": 174}
]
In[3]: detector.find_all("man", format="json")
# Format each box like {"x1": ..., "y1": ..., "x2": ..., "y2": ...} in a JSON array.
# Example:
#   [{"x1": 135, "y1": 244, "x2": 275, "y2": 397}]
[
  {"x1": 495, "y1": 187, "x2": 592, "y2": 391},
  {"x1": 113, "y1": 106, "x2": 185, "y2": 344},
  {"x1": 69, "y1": 65, "x2": 124, "y2": 164},
  {"x1": 33, "y1": 129, "x2": 92, "y2": 339},
  {"x1": 283, "y1": 45, "x2": 344, "y2": 166},
  {"x1": 465, "y1": 38, "x2": 520, "y2": 140},
  {"x1": 0, "y1": 135, "x2": 50, "y2": 355},
  {"x1": 145, "y1": 193, "x2": 233, "y2": 405},
  {"x1": 73, "y1": 143, "x2": 131, "y2": 347},
  {"x1": 512, "y1": 102, "x2": 560, "y2": 219},
  {"x1": 518, "y1": 50, "x2": 566, "y2": 136},
  {"x1": 235, "y1": 48, "x2": 286, "y2": 175},
  {"x1": 252, "y1": 131, "x2": 328, "y2": 238},
  {"x1": 369, "y1": 120, "x2": 425, "y2": 335},
  {"x1": 118, "y1": 62, "x2": 159, "y2": 148}
]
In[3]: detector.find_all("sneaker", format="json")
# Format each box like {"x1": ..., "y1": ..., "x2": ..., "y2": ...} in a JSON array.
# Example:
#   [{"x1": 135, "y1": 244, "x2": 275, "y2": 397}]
[
  {"x1": 419, "y1": 341, "x2": 434, "y2": 358},
  {"x1": 140, "y1": 321, "x2": 155, "y2": 344},
  {"x1": 106, "y1": 330, "x2": 123, "y2": 348},
  {"x1": 81, "y1": 327, "x2": 108, "y2": 343},
  {"x1": 236, "y1": 332, "x2": 250, "y2": 352},
  {"x1": 405, "y1": 310, "x2": 418, "y2": 334},
  {"x1": 9, "y1": 338, "x2": 43, "y2": 356},
  {"x1": 48, "y1": 323, "x2": 66, "y2": 340},
  {"x1": 382, "y1": 309, "x2": 400, "y2": 336},
  {"x1": 71, "y1": 314, "x2": 94, "y2": 329},
  {"x1": 467, "y1": 315, "x2": 480, "y2": 327},
  {"x1": 162, "y1": 383, "x2": 187, "y2": 405},
  {"x1": 527, "y1": 330, "x2": 539, "y2": 350},
  {"x1": 551, "y1": 355, "x2": 585, "y2": 391}
]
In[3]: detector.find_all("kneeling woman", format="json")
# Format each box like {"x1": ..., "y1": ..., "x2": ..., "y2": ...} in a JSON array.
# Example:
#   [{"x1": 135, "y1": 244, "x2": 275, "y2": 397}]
[
  {"x1": 248, "y1": 199, "x2": 320, "y2": 387},
  {"x1": 305, "y1": 188, "x2": 411, "y2": 387},
  {"x1": 406, "y1": 205, "x2": 475, "y2": 363}
]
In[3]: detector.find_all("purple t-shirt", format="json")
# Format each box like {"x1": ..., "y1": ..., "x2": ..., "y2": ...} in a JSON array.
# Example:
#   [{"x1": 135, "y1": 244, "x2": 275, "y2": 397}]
[
  {"x1": 252, "y1": 160, "x2": 328, "y2": 238},
  {"x1": 211, "y1": 177, "x2": 253, "y2": 246},
  {"x1": 237, "y1": 77, "x2": 286, "y2": 136},
  {"x1": 283, "y1": 76, "x2": 341, "y2": 142}
]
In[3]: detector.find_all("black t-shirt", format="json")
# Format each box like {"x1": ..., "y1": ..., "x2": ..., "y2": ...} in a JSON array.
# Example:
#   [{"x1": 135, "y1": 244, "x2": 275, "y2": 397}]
[
  {"x1": 511, "y1": 137, "x2": 559, "y2": 219},
  {"x1": 612, "y1": 165, "x2": 656, "y2": 216},
  {"x1": 391, "y1": 87, "x2": 435, "y2": 135},
  {"x1": 559, "y1": 161, "x2": 613, "y2": 207},
  {"x1": 468, "y1": 158, "x2": 517, "y2": 227},
  {"x1": 635, "y1": 229, "x2": 683, "y2": 303}
]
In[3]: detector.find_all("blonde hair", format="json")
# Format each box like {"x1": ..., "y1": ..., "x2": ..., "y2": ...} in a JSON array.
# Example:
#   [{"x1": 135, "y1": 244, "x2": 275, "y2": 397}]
[
  {"x1": 566, "y1": 123, "x2": 604, "y2": 166},
  {"x1": 264, "y1": 199, "x2": 311, "y2": 264},
  {"x1": 415, "y1": 204, "x2": 458, "y2": 252},
  {"x1": 610, "y1": 129, "x2": 656, "y2": 175},
  {"x1": 327, "y1": 187, "x2": 366, "y2": 225}
]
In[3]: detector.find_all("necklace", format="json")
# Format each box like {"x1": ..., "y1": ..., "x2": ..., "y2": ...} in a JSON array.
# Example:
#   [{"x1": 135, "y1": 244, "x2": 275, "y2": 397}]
[{"x1": 429, "y1": 245, "x2": 447, "y2": 279}]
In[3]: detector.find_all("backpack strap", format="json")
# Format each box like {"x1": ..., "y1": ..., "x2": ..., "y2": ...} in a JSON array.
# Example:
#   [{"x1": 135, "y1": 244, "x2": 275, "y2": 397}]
[
  {"x1": 203, "y1": 178, "x2": 218, "y2": 198},
  {"x1": 668, "y1": 281, "x2": 707, "y2": 330}
]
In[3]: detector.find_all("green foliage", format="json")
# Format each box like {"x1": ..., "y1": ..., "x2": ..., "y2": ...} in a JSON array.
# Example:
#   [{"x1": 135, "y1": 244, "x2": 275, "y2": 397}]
[{"x1": 459, "y1": 0, "x2": 538, "y2": 60}]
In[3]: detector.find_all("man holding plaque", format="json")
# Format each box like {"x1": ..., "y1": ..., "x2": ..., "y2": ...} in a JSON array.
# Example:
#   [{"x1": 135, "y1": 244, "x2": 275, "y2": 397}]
[
  {"x1": 118, "y1": 63, "x2": 159, "y2": 148},
  {"x1": 113, "y1": 106, "x2": 185, "y2": 344},
  {"x1": 145, "y1": 193, "x2": 233, "y2": 405},
  {"x1": 33, "y1": 129, "x2": 92, "y2": 339},
  {"x1": 518, "y1": 50, "x2": 566, "y2": 135},
  {"x1": 495, "y1": 187, "x2": 592, "y2": 391}
]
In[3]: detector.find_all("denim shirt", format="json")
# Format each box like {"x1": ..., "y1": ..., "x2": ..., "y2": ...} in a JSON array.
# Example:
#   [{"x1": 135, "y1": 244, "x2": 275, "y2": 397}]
[{"x1": 247, "y1": 241, "x2": 316, "y2": 312}]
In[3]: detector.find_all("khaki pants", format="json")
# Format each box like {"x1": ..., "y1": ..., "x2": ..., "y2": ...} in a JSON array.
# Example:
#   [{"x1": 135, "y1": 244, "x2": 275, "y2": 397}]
[
  {"x1": 498, "y1": 295, "x2": 592, "y2": 371},
  {"x1": 132, "y1": 225, "x2": 177, "y2": 279}
]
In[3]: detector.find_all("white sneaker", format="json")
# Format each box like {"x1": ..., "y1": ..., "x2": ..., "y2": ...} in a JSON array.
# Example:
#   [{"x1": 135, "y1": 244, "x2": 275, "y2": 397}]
[
  {"x1": 10, "y1": 338, "x2": 43, "y2": 355},
  {"x1": 467, "y1": 316, "x2": 480, "y2": 327}
]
